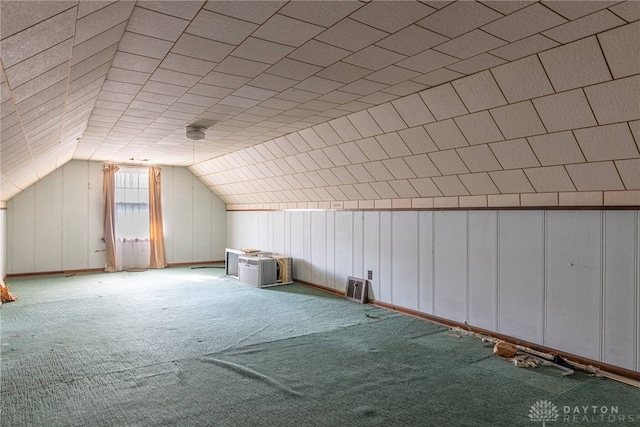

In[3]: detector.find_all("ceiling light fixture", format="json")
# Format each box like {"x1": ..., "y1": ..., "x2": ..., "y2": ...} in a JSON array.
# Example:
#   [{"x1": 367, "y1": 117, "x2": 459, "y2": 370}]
[{"x1": 186, "y1": 126, "x2": 205, "y2": 141}]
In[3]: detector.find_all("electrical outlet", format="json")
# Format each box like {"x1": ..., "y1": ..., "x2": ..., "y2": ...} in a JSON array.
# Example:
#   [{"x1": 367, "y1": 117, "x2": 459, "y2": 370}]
[{"x1": 367, "y1": 270, "x2": 372, "y2": 280}]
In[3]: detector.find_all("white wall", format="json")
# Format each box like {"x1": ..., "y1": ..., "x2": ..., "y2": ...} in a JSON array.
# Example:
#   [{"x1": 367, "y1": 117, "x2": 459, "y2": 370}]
[
  {"x1": 227, "y1": 209, "x2": 640, "y2": 372},
  {"x1": 0, "y1": 207, "x2": 6, "y2": 280},
  {"x1": 6, "y1": 160, "x2": 227, "y2": 274}
]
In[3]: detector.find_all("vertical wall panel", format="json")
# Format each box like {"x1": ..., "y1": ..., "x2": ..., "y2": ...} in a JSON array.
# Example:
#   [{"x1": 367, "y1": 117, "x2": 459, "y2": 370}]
[
  {"x1": 468, "y1": 211, "x2": 498, "y2": 331},
  {"x1": 418, "y1": 211, "x2": 434, "y2": 314},
  {"x1": 325, "y1": 211, "x2": 335, "y2": 289},
  {"x1": 334, "y1": 211, "x2": 353, "y2": 291},
  {"x1": 433, "y1": 211, "x2": 467, "y2": 323},
  {"x1": 310, "y1": 211, "x2": 327, "y2": 286},
  {"x1": 8, "y1": 186, "x2": 35, "y2": 273},
  {"x1": 35, "y1": 168, "x2": 63, "y2": 271},
  {"x1": 192, "y1": 177, "x2": 213, "y2": 262},
  {"x1": 379, "y1": 211, "x2": 392, "y2": 303},
  {"x1": 290, "y1": 212, "x2": 305, "y2": 279},
  {"x1": 391, "y1": 211, "x2": 419, "y2": 310},
  {"x1": 272, "y1": 211, "x2": 285, "y2": 256},
  {"x1": 546, "y1": 211, "x2": 602, "y2": 360},
  {"x1": 170, "y1": 167, "x2": 194, "y2": 263},
  {"x1": 161, "y1": 167, "x2": 175, "y2": 262},
  {"x1": 363, "y1": 211, "x2": 380, "y2": 300},
  {"x1": 603, "y1": 211, "x2": 637, "y2": 370},
  {"x1": 498, "y1": 211, "x2": 544, "y2": 344},
  {"x1": 353, "y1": 212, "x2": 364, "y2": 281},
  {"x1": 210, "y1": 193, "x2": 227, "y2": 261},
  {"x1": 0, "y1": 209, "x2": 6, "y2": 279},
  {"x1": 62, "y1": 161, "x2": 89, "y2": 270},
  {"x1": 88, "y1": 161, "x2": 104, "y2": 269}
]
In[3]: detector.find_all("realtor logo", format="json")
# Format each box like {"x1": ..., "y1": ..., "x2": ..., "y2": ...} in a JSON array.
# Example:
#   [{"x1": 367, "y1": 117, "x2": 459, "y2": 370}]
[{"x1": 529, "y1": 400, "x2": 560, "y2": 426}]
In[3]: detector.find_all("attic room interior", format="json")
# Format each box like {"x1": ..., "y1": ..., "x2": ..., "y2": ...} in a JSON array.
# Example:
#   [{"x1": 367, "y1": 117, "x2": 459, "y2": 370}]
[{"x1": 1, "y1": 0, "x2": 639, "y2": 425}]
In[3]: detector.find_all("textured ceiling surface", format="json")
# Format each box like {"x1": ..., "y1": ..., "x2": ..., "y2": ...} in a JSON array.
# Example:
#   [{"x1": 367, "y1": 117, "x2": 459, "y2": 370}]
[{"x1": 1, "y1": 1, "x2": 639, "y2": 209}]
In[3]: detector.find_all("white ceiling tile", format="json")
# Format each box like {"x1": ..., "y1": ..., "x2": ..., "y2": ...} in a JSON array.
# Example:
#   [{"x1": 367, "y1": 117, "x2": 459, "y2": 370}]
[
  {"x1": 75, "y1": 2, "x2": 134, "y2": 45},
  {"x1": 316, "y1": 62, "x2": 371, "y2": 84},
  {"x1": 151, "y1": 69, "x2": 199, "y2": 87},
  {"x1": 308, "y1": 149, "x2": 335, "y2": 169},
  {"x1": 432, "y1": 176, "x2": 469, "y2": 196},
  {"x1": 398, "y1": 126, "x2": 438, "y2": 154},
  {"x1": 524, "y1": 166, "x2": 576, "y2": 192},
  {"x1": 1, "y1": 1, "x2": 74, "y2": 39},
  {"x1": 332, "y1": 166, "x2": 357, "y2": 184},
  {"x1": 297, "y1": 128, "x2": 326, "y2": 149},
  {"x1": 598, "y1": 21, "x2": 640, "y2": 79},
  {"x1": 489, "y1": 138, "x2": 540, "y2": 169},
  {"x1": 143, "y1": 81, "x2": 188, "y2": 97},
  {"x1": 488, "y1": 169, "x2": 535, "y2": 193},
  {"x1": 446, "y1": 53, "x2": 506, "y2": 75},
  {"x1": 369, "y1": 181, "x2": 399, "y2": 199},
  {"x1": 267, "y1": 58, "x2": 321, "y2": 81},
  {"x1": 317, "y1": 168, "x2": 342, "y2": 185},
  {"x1": 459, "y1": 172, "x2": 500, "y2": 195},
  {"x1": 542, "y1": 1, "x2": 618, "y2": 20},
  {"x1": 112, "y1": 51, "x2": 161, "y2": 74},
  {"x1": 215, "y1": 57, "x2": 271, "y2": 79},
  {"x1": 338, "y1": 141, "x2": 368, "y2": 164},
  {"x1": 566, "y1": 161, "x2": 625, "y2": 191},
  {"x1": 391, "y1": 93, "x2": 435, "y2": 127},
  {"x1": 247, "y1": 74, "x2": 297, "y2": 92},
  {"x1": 396, "y1": 49, "x2": 458, "y2": 74},
  {"x1": 230, "y1": 37, "x2": 294, "y2": 65},
  {"x1": 404, "y1": 154, "x2": 440, "y2": 177},
  {"x1": 364, "y1": 161, "x2": 395, "y2": 181},
  {"x1": 205, "y1": 1, "x2": 283, "y2": 24},
  {"x1": 340, "y1": 184, "x2": 365, "y2": 200},
  {"x1": 481, "y1": 3, "x2": 567, "y2": 42},
  {"x1": 368, "y1": 103, "x2": 407, "y2": 133},
  {"x1": 358, "y1": 92, "x2": 399, "y2": 106},
  {"x1": 316, "y1": 90, "x2": 360, "y2": 104},
  {"x1": 533, "y1": 89, "x2": 597, "y2": 133},
  {"x1": 375, "y1": 132, "x2": 412, "y2": 158},
  {"x1": 452, "y1": 70, "x2": 507, "y2": 113},
  {"x1": 12, "y1": 63, "x2": 69, "y2": 103},
  {"x1": 313, "y1": 123, "x2": 343, "y2": 146},
  {"x1": 490, "y1": 34, "x2": 559, "y2": 61},
  {"x1": 187, "y1": 10, "x2": 258, "y2": 45},
  {"x1": 315, "y1": 18, "x2": 388, "y2": 52},
  {"x1": 615, "y1": 158, "x2": 640, "y2": 190},
  {"x1": 455, "y1": 111, "x2": 504, "y2": 145},
  {"x1": 585, "y1": 75, "x2": 640, "y2": 125},
  {"x1": 543, "y1": 10, "x2": 625, "y2": 44},
  {"x1": 490, "y1": 101, "x2": 546, "y2": 139},
  {"x1": 457, "y1": 145, "x2": 502, "y2": 172},
  {"x1": 253, "y1": 14, "x2": 324, "y2": 48},
  {"x1": 285, "y1": 132, "x2": 312, "y2": 152},
  {"x1": 417, "y1": 1, "x2": 502, "y2": 38},
  {"x1": 287, "y1": 40, "x2": 351, "y2": 67},
  {"x1": 420, "y1": 84, "x2": 468, "y2": 120},
  {"x1": 574, "y1": 123, "x2": 639, "y2": 162},
  {"x1": 1, "y1": 8, "x2": 75, "y2": 68},
  {"x1": 294, "y1": 77, "x2": 344, "y2": 95},
  {"x1": 277, "y1": 88, "x2": 318, "y2": 103},
  {"x1": 117, "y1": 31, "x2": 173, "y2": 60},
  {"x1": 429, "y1": 150, "x2": 469, "y2": 175},
  {"x1": 434, "y1": 30, "x2": 507, "y2": 60},
  {"x1": 137, "y1": 1, "x2": 204, "y2": 20},
  {"x1": 408, "y1": 177, "x2": 442, "y2": 197},
  {"x1": 125, "y1": 2, "x2": 189, "y2": 42},
  {"x1": 609, "y1": 1, "x2": 640, "y2": 21},
  {"x1": 491, "y1": 55, "x2": 553, "y2": 103},
  {"x1": 365, "y1": 65, "x2": 420, "y2": 86},
  {"x1": 356, "y1": 137, "x2": 389, "y2": 161},
  {"x1": 322, "y1": 145, "x2": 350, "y2": 167},
  {"x1": 343, "y1": 46, "x2": 406, "y2": 72},
  {"x1": 5, "y1": 40, "x2": 73, "y2": 88},
  {"x1": 348, "y1": 111, "x2": 383, "y2": 138},
  {"x1": 339, "y1": 79, "x2": 388, "y2": 96},
  {"x1": 539, "y1": 36, "x2": 612, "y2": 92},
  {"x1": 424, "y1": 119, "x2": 468, "y2": 150},
  {"x1": 376, "y1": 25, "x2": 448, "y2": 56},
  {"x1": 351, "y1": 1, "x2": 434, "y2": 33},
  {"x1": 527, "y1": 131, "x2": 585, "y2": 166},
  {"x1": 219, "y1": 96, "x2": 261, "y2": 109},
  {"x1": 172, "y1": 34, "x2": 235, "y2": 63},
  {"x1": 232, "y1": 86, "x2": 278, "y2": 102},
  {"x1": 278, "y1": 1, "x2": 361, "y2": 27}
]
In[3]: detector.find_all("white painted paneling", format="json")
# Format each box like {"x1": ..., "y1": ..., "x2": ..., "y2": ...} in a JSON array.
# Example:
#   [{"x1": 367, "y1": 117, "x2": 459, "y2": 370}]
[
  {"x1": 0, "y1": 209, "x2": 6, "y2": 279},
  {"x1": 603, "y1": 211, "x2": 637, "y2": 370},
  {"x1": 301, "y1": 211, "x2": 312, "y2": 282},
  {"x1": 161, "y1": 166, "x2": 175, "y2": 263},
  {"x1": 353, "y1": 212, "x2": 364, "y2": 281},
  {"x1": 310, "y1": 211, "x2": 327, "y2": 286},
  {"x1": 497, "y1": 211, "x2": 544, "y2": 344},
  {"x1": 35, "y1": 169, "x2": 63, "y2": 272},
  {"x1": 62, "y1": 161, "x2": 90, "y2": 270},
  {"x1": 88, "y1": 161, "x2": 105, "y2": 269},
  {"x1": 418, "y1": 211, "x2": 434, "y2": 314},
  {"x1": 391, "y1": 211, "x2": 419, "y2": 310},
  {"x1": 379, "y1": 211, "x2": 392, "y2": 302},
  {"x1": 546, "y1": 210, "x2": 602, "y2": 360},
  {"x1": 363, "y1": 211, "x2": 380, "y2": 300},
  {"x1": 468, "y1": 211, "x2": 498, "y2": 331},
  {"x1": 192, "y1": 176, "x2": 213, "y2": 262},
  {"x1": 210, "y1": 194, "x2": 227, "y2": 261},
  {"x1": 169, "y1": 167, "x2": 194, "y2": 263},
  {"x1": 290, "y1": 212, "x2": 305, "y2": 281},
  {"x1": 334, "y1": 211, "x2": 353, "y2": 291},
  {"x1": 272, "y1": 211, "x2": 286, "y2": 256},
  {"x1": 433, "y1": 211, "x2": 467, "y2": 323},
  {"x1": 325, "y1": 211, "x2": 335, "y2": 289}
]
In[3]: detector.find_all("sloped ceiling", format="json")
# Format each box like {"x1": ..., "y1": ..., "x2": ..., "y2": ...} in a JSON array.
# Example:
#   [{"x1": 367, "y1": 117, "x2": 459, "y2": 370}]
[{"x1": 1, "y1": 1, "x2": 639, "y2": 209}]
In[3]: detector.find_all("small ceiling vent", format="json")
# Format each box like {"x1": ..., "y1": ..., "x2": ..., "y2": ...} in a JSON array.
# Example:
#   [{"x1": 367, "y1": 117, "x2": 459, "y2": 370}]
[{"x1": 186, "y1": 126, "x2": 205, "y2": 141}]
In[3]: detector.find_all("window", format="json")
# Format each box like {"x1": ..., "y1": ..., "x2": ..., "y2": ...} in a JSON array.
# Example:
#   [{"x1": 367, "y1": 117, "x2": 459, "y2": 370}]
[{"x1": 114, "y1": 167, "x2": 149, "y2": 240}]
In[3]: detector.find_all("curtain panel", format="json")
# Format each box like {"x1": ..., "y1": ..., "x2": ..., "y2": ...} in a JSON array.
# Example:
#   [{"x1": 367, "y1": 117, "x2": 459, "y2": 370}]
[{"x1": 149, "y1": 166, "x2": 166, "y2": 269}]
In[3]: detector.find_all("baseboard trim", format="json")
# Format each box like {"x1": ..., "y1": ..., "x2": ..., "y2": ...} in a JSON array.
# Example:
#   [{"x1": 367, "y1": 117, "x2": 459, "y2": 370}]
[
  {"x1": 5, "y1": 262, "x2": 227, "y2": 279},
  {"x1": 294, "y1": 278, "x2": 640, "y2": 384},
  {"x1": 166, "y1": 260, "x2": 225, "y2": 268}
]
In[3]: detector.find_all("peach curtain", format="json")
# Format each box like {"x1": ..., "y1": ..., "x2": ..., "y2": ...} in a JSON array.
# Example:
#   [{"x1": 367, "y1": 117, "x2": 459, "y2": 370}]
[
  {"x1": 148, "y1": 166, "x2": 166, "y2": 269},
  {"x1": 103, "y1": 164, "x2": 120, "y2": 272}
]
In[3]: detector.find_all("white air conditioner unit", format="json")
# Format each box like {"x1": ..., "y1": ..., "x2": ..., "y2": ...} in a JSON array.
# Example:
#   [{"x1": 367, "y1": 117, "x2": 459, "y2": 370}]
[{"x1": 238, "y1": 256, "x2": 278, "y2": 287}]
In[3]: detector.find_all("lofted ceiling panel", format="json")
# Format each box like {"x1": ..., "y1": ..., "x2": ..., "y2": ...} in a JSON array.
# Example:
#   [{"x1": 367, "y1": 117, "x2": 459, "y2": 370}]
[{"x1": 1, "y1": 1, "x2": 639, "y2": 208}]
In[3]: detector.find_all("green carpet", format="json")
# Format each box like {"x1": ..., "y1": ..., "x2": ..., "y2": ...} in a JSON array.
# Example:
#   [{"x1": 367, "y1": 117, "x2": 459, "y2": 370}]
[{"x1": 1, "y1": 268, "x2": 639, "y2": 426}]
